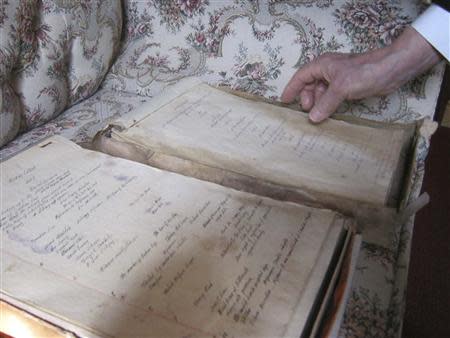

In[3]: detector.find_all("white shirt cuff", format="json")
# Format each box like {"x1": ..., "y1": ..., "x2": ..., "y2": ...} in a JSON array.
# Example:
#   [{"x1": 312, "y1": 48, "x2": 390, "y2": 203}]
[{"x1": 412, "y1": 4, "x2": 450, "y2": 61}]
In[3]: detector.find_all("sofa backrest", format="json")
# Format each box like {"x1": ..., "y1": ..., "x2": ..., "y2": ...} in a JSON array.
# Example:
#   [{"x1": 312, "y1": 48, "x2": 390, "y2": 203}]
[
  {"x1": 103, "y1": 0, "x2": 443, "y2": 125},
  {"x1": 0, "y1": 0, "x2": 122, "y2": 146}
]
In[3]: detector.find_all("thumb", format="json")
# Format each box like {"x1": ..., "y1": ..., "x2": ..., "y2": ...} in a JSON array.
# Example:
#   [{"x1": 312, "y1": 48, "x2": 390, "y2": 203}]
[{"x1": 309, "y1": 86, "x2": 344, "y2": 123}]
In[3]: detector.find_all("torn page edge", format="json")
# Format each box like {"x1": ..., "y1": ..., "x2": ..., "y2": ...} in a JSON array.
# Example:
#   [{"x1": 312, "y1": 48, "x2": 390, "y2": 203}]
[{"x1": 398, "y1": 118, "x2": 438, "y2": 210}]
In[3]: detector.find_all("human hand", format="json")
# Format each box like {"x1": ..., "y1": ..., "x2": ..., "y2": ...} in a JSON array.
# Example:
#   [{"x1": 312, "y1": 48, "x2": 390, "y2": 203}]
[{"x1": 281, "y1": 27, "x2": 442, "y2": 123}]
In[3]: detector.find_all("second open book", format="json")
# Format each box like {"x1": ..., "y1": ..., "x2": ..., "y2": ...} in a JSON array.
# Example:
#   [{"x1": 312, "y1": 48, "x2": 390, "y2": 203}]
[{"x1": 97, "y1": 77, "x2": 419, "y2": 217}]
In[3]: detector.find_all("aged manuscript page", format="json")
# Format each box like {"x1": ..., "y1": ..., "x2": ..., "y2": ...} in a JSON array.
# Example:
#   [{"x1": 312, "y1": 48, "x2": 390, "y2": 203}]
[
  {"x1": 1, "y1": 136, "x2": 349, "y2": 337},
  {"x1": 111, "y1": 79, "x2": 410, "y2": 206}
]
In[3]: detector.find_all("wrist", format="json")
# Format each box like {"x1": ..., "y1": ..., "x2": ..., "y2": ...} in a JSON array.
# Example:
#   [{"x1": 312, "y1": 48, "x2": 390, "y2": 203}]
[{"x1": 372, "y1": 27, "x2": 442, "y2": 93}]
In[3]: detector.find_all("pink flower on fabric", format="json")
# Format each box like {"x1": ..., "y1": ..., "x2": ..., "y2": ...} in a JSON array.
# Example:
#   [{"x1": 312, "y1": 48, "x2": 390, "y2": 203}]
[{"x1": 178, "y1": 0, "x2": 202, "y2": 17}]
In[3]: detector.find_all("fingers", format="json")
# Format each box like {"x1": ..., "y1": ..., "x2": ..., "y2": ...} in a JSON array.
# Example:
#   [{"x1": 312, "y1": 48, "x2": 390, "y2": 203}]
[
  {"x1": 299, "y1": 83, "x2": 315, "y2": 111},
  {"x1": 299, "y1": 90, "x2": 314, "y2": 110},
  {"x1": 309, "y1": 85, "x2": 344, "y2": 123},
  {"x1": 281, "y1": 61, "x2": 325, "y2": 103},
  {"x1": 298, "y1": 81, "x2": 327, "y2": 111},
  {"x1": 281, "y1": 52, "x2": 347, "y2": 122},
  {"x1": 313, "y1": 81, "x2": 327, "y2": 105}
]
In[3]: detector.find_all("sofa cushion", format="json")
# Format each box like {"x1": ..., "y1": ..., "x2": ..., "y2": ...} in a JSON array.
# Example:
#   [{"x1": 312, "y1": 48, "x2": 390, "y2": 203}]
[
  {"x1": 0, "y1": 83, "x2": 21, "y2": 146},
  {"x1": 0, "y1": 87, "x2": 148, "y2": 161},
  {"x1": 0, "y1": 0, "x2": 122, "y2": 147}
]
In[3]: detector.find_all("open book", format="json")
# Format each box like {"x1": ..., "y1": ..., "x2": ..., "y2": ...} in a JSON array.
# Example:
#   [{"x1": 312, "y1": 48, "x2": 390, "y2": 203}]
[
  {"x1": 1, "y1": 78, "x2": 429, "y2": 337},
  {"x1": 2, "y1": 136, "x2": 359, "y2": 338},
  {"x1": 95, "y1": 78, "x2": 419, "y2": 220}
]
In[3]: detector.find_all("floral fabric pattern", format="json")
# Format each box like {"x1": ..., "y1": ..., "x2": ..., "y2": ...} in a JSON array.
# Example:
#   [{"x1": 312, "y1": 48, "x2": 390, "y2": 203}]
[
  {"x1": 102, "y1": 0, "x2": 444, "y2": 123},
  {"x1": 0, "y1": 83, "x2": 22, "y2": 146},
  {"x1": 0, "y1": 0, "x2": 122, "y2": 144},
  {"x1": 334, "y1": 0, "x2": 410, "y2": 52},
  {"x1": 218, "y1": 42, "x2": 285, "y2": 97},
  {"x1": 0, "y1": 1, "x2": 445, "y2": 337},
  {"x1": 0, "y1": 88, "x2": 147, "y2": 161},
  {"x1": 154, "y1": 0, "x2": 210, "y2": 32}
]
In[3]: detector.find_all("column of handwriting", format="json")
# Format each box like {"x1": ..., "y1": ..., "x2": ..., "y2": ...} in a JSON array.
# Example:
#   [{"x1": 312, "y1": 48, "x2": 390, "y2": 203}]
[{"x1": 162, "y1": 92, "x2": 367, "y2": 174}]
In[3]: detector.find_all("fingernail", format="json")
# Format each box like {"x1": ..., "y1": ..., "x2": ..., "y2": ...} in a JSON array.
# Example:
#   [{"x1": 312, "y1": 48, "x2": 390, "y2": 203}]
[{"x1": 309, "y1": 110, "x2": 321, "y2": 123}]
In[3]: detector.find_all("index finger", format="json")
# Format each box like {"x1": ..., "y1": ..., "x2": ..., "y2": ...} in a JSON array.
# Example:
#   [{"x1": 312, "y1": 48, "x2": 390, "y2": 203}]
[{"x1": 281, "y1": 61, "x2": 326, "y2": 103}]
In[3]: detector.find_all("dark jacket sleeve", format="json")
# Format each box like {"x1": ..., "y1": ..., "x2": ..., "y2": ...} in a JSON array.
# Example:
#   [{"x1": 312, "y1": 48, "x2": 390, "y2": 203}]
[{"x1": 432, "y1": 0, "x2": 450, "y2": 11}]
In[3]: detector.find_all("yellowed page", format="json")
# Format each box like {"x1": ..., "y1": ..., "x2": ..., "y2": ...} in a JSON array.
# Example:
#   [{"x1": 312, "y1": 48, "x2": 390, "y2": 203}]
[
  {"x1": 1, "y1": 136, "x2": 347, "y2": 337},
  {"x1": 113, "y1": 81, "x2": 408, "y2": 206},
  {"x1": 0, "y1": 301, "x2": 72, "y2": 338}
]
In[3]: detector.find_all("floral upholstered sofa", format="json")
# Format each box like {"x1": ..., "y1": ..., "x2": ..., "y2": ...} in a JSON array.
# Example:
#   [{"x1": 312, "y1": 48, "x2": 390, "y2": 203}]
[{"x1": 0, "y1": 1, "x2": 445, "y2": 337}]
